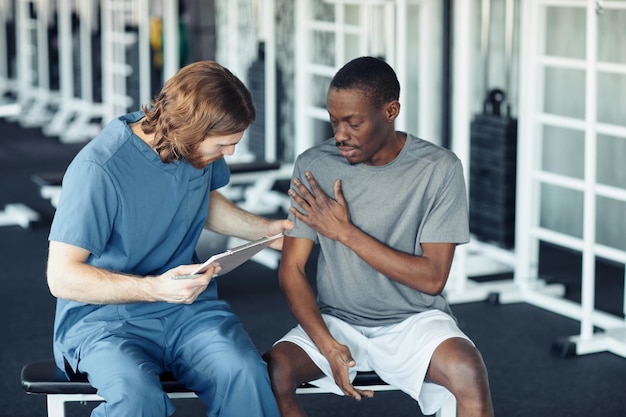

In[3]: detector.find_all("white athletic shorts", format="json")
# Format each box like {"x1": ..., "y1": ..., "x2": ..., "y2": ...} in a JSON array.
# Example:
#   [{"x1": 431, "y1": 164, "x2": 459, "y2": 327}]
[{"x1": 276, "y1": 309, "x2": 472, "y2": 416}]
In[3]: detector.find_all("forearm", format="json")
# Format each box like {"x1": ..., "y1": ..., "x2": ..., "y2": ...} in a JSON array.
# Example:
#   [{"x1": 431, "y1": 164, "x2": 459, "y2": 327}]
[
  {"x1": 47, "y1": 241, "x2": 215, "y2": 305},
  {"x1": 337, "y1": 225, "x2": 453, "y2": 295},
  {"x1": 279, "y1": 265, "x2": 340, "y2": 355},
  {"x1": 47, "y1": 261, "x2": 158, "y2": 304},
  {"x1": 205, "y1": 191, "x2": 272, "y2": 240}
]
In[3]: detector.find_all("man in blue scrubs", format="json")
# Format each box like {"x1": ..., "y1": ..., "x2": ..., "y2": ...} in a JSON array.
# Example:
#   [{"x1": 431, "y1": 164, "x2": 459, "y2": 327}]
[{"x1": 47, "y1": 61, "x2": 291, "y2": 417}]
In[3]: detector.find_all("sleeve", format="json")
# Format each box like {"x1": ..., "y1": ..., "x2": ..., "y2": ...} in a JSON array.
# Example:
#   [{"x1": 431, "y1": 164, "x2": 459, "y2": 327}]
[
  {"x1": 210, "y1": 157, "x2": 231, "y2": 191},
  {"x1": 419, "y1": 158, "x2": 470, "y2": 244},
  {"x1": 48, "y1": 161, "x2": 118, "y2": 257}
]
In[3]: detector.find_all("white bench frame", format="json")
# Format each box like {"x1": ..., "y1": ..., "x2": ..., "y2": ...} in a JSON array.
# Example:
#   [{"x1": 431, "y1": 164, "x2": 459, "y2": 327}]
[
  {"x1": 44, "y1": 392, "x2": 198, "y2": 417},
  {"x1": 41, "y1": 384, "x2": 456, "y2": 417}
]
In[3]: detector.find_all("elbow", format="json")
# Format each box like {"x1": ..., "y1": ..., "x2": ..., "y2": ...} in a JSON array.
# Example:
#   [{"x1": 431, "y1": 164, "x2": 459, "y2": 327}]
[
  {"x1": 422, "y1": 284, "x2": 445, "y2": 297},
  {"x1": 420, "y1": 275, "x2": 448, "y2": 296},
  {"x1": 47, "y1": 272, "x2": 62, "y2": 299},
  {"x1": 46, "y1": 266, "x2": 69, "y2": 299}
]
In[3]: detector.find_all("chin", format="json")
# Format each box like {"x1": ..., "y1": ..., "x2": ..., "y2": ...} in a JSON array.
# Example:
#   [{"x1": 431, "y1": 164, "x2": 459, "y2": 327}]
[
  {"x1": 191, "y1": 155, "x2": 222, "y2": 169},
  {"x1": 345, "y1": 155, "x2": 362, "y2": 165},
  {"x1": 206, "y1": 155, "x2": 224, "y2": 164}
]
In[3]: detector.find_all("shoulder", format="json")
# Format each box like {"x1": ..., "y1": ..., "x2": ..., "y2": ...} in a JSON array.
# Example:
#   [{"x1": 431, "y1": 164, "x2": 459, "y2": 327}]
[
  {"x1": 73, "y1": 114, "x2": 138, "y2": 165},
  {"x1": 403, "y1": 134, "x2": 462, "y2": 175},
  {"x1": 405, "y1": 134, "x2": 460, "y2": 164},
  {"x1": 294, "y1": 138, "x2": 345, "y2": 172}
]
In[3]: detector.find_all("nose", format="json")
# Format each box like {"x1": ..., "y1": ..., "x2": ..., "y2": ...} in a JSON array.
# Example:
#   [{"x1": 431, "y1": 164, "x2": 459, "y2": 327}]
[
  {"x1": 333, "y1": 123, "x2": 349, "y2": 143},
  {"x1": 222, "y1": 145, "x2": 236, "y2": 156}
]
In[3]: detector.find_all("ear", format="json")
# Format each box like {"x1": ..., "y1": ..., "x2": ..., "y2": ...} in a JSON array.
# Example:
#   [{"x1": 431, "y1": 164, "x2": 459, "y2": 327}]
[{"x1": 384, "y1": 100, "x2": 400, "y2": 122}]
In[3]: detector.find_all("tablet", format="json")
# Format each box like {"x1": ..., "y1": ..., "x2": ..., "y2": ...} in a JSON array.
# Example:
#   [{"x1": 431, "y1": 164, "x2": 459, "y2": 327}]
[{"x1": 188, "y1": 233, "x2": 283, "y2": 277}]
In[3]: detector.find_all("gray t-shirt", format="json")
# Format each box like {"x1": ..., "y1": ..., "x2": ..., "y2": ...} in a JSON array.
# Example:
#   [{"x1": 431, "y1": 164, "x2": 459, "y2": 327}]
[{"x1": 287, "y1": 134, "x2": 470, "y2": 327}]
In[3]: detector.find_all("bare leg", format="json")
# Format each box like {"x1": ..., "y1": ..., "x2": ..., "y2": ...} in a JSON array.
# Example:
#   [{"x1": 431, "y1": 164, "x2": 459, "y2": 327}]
[
  {"x1": 263, "y1": 341, "x2": 325, "y2": 417},
  {"x1": 426, "y1": 337, "x2": 494, "y2": 417}
]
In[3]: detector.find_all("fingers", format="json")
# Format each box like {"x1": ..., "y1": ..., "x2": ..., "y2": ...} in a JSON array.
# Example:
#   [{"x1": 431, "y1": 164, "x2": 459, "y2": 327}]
[
  {"x1": 330, "y1": 353, "x2": 365, "y2": 400},
  {"x1": 289, "y1": 178, "x2": 312, "y2": 208},
  {"x1": 303, "y1": 170, "x2": 320, "y2": 193},
  {"x1": 162, "y1": 265, "x2": 216, "y2": 304},
  {"x1": 288, "y1": 187, "x2": 307, "y2": 209},
  {"x1": 289, "y1": 171, "x2": 331, "y2": 206},
  {"x1": 339, "y1": 375, "x2": 375, "y2": 401},
  {"x1": 288, "y1": 174, "x2": 320, "y2": 220},
  {"x1": 333, "y1": 179, "x2": 346, "y2": 205},
  {"x1": 337, "y1": 368, "x2": 374, "y2": 401},
  {"x1": 354, "y1": 388, "x2": 375, "y2": 399}
]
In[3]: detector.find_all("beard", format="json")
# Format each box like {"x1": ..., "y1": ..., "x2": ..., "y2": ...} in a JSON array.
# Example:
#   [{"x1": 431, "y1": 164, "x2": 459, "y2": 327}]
[{"x1": 186, "y1": 151, "x2": 224, "y2": 169}]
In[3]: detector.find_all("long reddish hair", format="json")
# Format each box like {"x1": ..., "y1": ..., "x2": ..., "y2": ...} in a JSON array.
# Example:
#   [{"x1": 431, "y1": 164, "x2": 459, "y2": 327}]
[{"x1": 140, "y1": 61, "x2": 256, "y2": 164}]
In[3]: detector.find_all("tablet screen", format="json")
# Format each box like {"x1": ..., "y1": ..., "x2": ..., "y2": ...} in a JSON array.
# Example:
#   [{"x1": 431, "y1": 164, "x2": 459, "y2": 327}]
[{"x1": 191, "y1": 233, "x2": 283, "y2": 276}]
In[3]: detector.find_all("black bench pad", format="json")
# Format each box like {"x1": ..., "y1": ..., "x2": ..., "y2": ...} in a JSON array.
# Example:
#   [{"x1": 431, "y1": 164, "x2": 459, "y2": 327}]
[
  {"x1": 21, "y1": 360, "x2": 190, "y2": 395},
  {"x1": 22, "y1": 359, "x2": 388, "y2": 395}
]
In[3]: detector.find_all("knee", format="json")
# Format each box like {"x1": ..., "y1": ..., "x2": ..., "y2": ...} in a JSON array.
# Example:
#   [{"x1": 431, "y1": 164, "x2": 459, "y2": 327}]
[
  {"x1": 453, "y1": 349, "x2": 489, "y2": 390},
  {"x1": 215, "y1": 348, "x2": 270, "y2": 384},
  {"x1": 431, "y1": 339, "x2": 492, "y2": 399},
  {"x1": 445, "y1": 350, "x2": 494, "y2": 417},
  {"x1": 102, "y1": 371, "x2": 161, "y2": 397},
  {"x1": 263, "y1": 346, "x2": 299, "y2": 395},
  {"x1": 451, "y1": 352, "x2": 490, "y2": 394}
]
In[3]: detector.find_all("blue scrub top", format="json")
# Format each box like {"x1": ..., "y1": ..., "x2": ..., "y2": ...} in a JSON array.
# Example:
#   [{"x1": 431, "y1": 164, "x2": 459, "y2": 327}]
[{"x1": 49, "y1": 111, "x2": 231, "y2": 370}]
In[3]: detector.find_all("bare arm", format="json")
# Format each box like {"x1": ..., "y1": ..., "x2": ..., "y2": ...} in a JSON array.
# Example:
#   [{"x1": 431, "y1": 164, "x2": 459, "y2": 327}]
[
  {"x1": 289, "y1": 171, "x2": 456, "y2": 295},
  {"x1": 279, "y1": 235, "x2": 372, "y2": 400},
  {"x1": 47, "y1": 241, "x2": 219, "y2": 304},
  {"x1": 205, "y1": 190, "x2": 292, "y2": 250}
]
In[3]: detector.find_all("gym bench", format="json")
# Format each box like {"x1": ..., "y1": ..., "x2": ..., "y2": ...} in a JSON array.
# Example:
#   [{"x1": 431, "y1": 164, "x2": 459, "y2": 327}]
[
  {"x1": 21, "y1": 360, "x2": 197, "y2": 417},
  {"x1": 21, "y1": 359, "x2": 456, "y2": 417}
]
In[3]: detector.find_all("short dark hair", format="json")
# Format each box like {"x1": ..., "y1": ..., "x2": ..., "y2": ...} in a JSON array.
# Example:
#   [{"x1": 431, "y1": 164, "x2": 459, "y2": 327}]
[{"x1": 329, "y1": 56, "x2": 400, "y2": 108}]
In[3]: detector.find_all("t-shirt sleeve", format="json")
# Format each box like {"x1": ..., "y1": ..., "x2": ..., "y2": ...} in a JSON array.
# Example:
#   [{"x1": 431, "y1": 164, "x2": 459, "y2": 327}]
[
  {"x1": 49, "y1": 161, "x2": 118, "y2": 257},
  {"x1": 419, "y1": 158, "x2": 470, "y2": 244}
]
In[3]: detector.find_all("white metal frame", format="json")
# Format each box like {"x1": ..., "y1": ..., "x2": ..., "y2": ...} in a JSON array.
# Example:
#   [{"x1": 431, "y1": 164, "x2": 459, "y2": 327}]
[
  {"x1": 41, "y1": 380, "x2": 456, "y2": 417},
  {"x1": 296, "y1": 380, "x2": 457, "y2": 417},
  {"x1": 445, "y1": 0, "x2": 567, "y2": 305},
  {"x1": 262, "y1": 0, "x2": 278, "y2": 163},
  {"x1": 43, "y1": 0, "x2": 103, "y2": 142},
  {"x1": 9, "y1": 0, "x2": 178, "y2": 137},
  {"x1": 515, "y1": 0, "x2": 626, "y2": 357},
  {"x1": 100, "y1": 0, "x2": 138, "y2": 124},
  {"x1": 15, "y1": 0, "x2": 57, "y2": 127},
  {"x1": 43, "y1": 392, "x2": 197, "y2": 417},
  {"x1": 100, "y1": 0, "x2": 181, "y2": 125},
  {"x1": 0, "y1": 0, "x2": 20, "y2": 116},
  {"x1": 0, "y1": 0, "x2": 11, "y2": 94},
  {"x1": 448, "y1": 1, "x2": 626, "y2": 355}
]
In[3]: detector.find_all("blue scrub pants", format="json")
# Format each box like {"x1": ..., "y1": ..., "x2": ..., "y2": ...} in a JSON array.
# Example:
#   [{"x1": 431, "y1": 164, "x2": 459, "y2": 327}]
[{"x1": 75, "y1": 302, "x2": 279, "y2": 417}]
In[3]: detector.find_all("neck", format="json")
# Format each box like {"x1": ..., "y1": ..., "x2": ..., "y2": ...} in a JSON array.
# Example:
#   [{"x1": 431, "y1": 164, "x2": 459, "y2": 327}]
[
  {"x1": 389, "y1": 131, "x2": 406, "y2": 159},
  {"x1": 130, "y1": 121, "x2": 155, "y2": 148}
]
